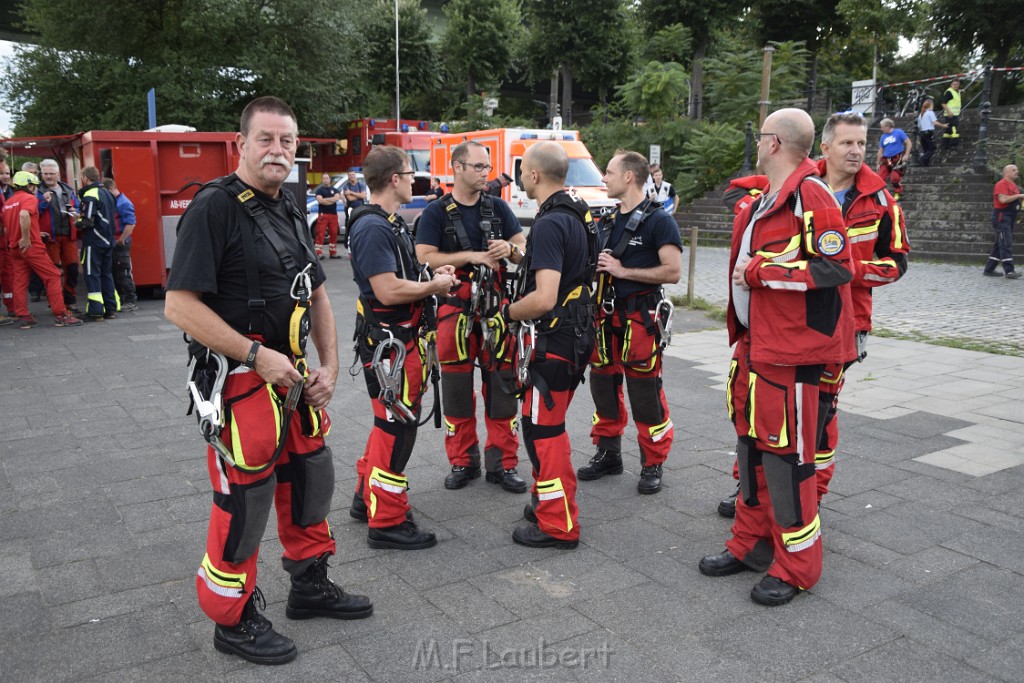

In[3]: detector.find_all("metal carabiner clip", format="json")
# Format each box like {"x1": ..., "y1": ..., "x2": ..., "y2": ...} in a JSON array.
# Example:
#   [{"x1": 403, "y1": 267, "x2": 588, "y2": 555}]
[
  {"x1": 290, "y1": 263, "x2": 314, "y2": 302},
  {"x1": 372, "y1": 332, "x2": 415, "y2": 423},
  {"x1": 655, "y1": 297, "x2": 675, "y2": 348},
  {"x1": 516, "y1": 321, "x2": 535, "y2": 385}
]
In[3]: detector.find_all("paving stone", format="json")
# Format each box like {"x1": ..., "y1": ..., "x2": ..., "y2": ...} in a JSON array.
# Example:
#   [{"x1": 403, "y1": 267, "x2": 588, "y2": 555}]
[
  {"x1": 829, "y1": 637, "x2": 995, "y2": 683},
  {"x1": 941, "y1": 525, "x2": 1024, "y2": 574},
  {"x1": 880, "y1": 545, "x2": 981, "y2": 585},
  {"x1": 966, "y1": 635, "x2": 1024, "y2": 683}
]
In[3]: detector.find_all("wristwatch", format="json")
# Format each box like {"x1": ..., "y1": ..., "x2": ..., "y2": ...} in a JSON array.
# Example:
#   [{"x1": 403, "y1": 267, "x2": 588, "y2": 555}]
[
  {"x1": 243, "y1": 340, "x2": 261, "y2": 369},
  {"x1": 509, "y1": 243, "x2": 521, "y2": 260}
]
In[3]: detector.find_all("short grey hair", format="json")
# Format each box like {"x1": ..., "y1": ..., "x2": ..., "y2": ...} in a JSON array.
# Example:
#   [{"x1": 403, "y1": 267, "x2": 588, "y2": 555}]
[
  {"x1": 822, "y1": 111, "x2": 867, "y2": 145},
  {"x1": 879, "y1": 118, "x2": 895, "y2": 130},
  {"x1": 39, "y1": 159, "x2": 59, "y2": 171}
]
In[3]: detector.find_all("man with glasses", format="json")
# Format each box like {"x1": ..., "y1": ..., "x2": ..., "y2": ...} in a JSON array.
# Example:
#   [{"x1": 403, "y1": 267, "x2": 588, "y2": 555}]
[
  {"x1": 699, "y1": 109, "x2": 855, "y2": 607},
  {"x1": 416, "y1": 140, "x2": 528, "y2": 493}
]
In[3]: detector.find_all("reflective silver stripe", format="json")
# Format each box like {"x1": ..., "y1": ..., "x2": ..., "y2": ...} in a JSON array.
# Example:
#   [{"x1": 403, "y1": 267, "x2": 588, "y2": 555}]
[
  {"x1": 370, "y1": 478, "x2": 405, "y2": 495},
  {"x1": 785, "y1": 529, "x2": 821, "y2": 553},
  {"x1": 197, "y1": 568, "x2": 244, "y2": 598},
  {"x1": 763, "y1": 281, "x2": 808, "y2": 291},
  {"x1": 537, "y1": 490, "x2": 565, "y2": 501}
]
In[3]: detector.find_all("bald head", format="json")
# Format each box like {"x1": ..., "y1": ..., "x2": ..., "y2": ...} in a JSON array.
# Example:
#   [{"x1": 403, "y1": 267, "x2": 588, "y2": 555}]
[
  {"x1": 765, "y1": 108, "x2": 815, "y2": 158},
  {"x1": 1003, "y1": 164, "x2": 1018, "y2": 180},
  {"x1": 524, "y1": 141, "x2": 568, "y2": 184}
]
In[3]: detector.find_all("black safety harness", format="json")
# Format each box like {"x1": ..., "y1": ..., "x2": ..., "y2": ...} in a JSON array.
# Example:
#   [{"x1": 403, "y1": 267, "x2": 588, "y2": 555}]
[
  {"x1": 593, "y1": 199, "x2": 675, "y2": 368},
  {"x1": 510, "y1": 191, "x2": 599, "y2": 408},
  {"x1": 347, "y1": 204, "x2": 442, "y2": 428},
  {"x1": 185, "y1": 176, "x2": 317, "y2": 473}
]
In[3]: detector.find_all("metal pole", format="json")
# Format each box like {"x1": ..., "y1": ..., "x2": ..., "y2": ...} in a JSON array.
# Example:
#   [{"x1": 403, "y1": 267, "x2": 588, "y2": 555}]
[
  {"x1": 759, "y1": 45, "x2": 775, "y2": 128},
  {"x1": 741, "y1": 121, "x2": 753, "y2": 173},
  {"x1": 806, "y1": 79, "x2": 815, "y2": 113},
  {"x1": 974, "y1": 61, "x2": 993, "y2": 173},
  {"x1": 687, "y1": 226, "x2": 698, "y2": 306},
  {"x1": 394, "y1": 0, "x2": 400, "y2": 129}
]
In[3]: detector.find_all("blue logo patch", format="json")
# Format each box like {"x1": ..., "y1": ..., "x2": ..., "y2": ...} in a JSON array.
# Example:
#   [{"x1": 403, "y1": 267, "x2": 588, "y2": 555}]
[{"x1": 817, "y1": 230, "x2": 845, "y2": 256}]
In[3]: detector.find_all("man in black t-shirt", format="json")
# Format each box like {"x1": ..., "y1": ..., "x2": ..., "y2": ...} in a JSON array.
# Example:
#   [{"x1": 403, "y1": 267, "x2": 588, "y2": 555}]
[
  {"x1": 165, "y1": 97, "x2": 371, "y2": 666},
  {"x1": 582, "y1": 150, "x2": 682, "y2": 495},
  {"x1": 416, "y1": 140, "x2": 528, "y2": 493},
  {"x1": 348, "y1": 145, "x2": 458, "y2": 550},
  {"x1": 506, "y1": 141, "x2": 594, "y2": 549},
  {"x1": 314, "y1": 172, "x2": 343, "y2": 258}
]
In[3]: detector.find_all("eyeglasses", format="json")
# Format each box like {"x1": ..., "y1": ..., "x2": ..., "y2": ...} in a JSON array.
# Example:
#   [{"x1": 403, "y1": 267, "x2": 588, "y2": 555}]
[
  {"x1": 753, "y1": 132, "x2": 781, "y2": 144},
  {"x1": 394, "y1": 171, "x2": 416, "y2": 176},
  {"x1": 457, "y1": 161, "x2": 492, "y2": 173}
]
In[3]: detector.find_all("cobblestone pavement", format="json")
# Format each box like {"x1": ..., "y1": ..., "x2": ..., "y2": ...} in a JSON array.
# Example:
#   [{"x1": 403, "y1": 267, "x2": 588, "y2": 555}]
[
  {"x1": 666, "y1": 245, "x2": 1024, "y2": 354},
  {"x1": 0, "y1": 255, "x2": 1022, "y2": 682}
]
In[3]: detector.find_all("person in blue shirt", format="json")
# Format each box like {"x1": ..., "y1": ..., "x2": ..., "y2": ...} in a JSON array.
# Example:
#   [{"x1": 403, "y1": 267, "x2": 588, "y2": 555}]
[
  {"x1": 102, "y1": 178, "x2": 138, "y2": 310},
  {"x1": 876, "y1": 118, "x2": 912, "y2": 200}
]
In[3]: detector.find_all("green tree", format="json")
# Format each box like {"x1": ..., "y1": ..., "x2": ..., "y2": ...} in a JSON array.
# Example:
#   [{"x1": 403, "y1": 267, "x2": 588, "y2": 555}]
[
  {"x1": 615, "y1": 61, "x2": 689, "y2": 121},
  {"x1": 638, "y1": 0, "x2": 744, "y2": 119},
  {"x1": 523, "y1": 0, "x2": 635, "y2": 126},
  {"x1": 703, "y1": 41, "x2": 811, "y2": 126},
  {"x1": 3, "y1": 0, "x2": 359, "y2": 136},
  {"x1": 442, "y1": 0, "x2": 523, "y2": 98},
  {"x1": 930, "y1": 0, "x2": 1024, "y2": 105}
]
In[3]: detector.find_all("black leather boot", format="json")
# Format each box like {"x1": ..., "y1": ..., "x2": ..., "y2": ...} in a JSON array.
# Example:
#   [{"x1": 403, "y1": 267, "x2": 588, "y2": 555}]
[
  {"x1": 512, "y1": 523, "x2": 578, "y2": 549},
  {"x1": 444, "y1": 450, "x2": 481, "y2": 489},
  {"x1": 486, "y1": 468, "x2": 528, "y2": 493},
  {"x1": 368, "y1": 520, "x2": 437, "y2": 550},
  {"x1": 286, "y1": 554, "x2": 373, "y2": 620},
  {"x1": 637, "y1": 464, "x2": 663, "y2": 494},
  {"x1": 750, "y1": 575, "x2": 799, "y2": 606},
  {"x1": 576, "y1": 448, "x2": 623, "y2": 480},
  {"x1": 717, "y1": 483, "x2": 739, "y2": 518},
  {"x1": 213, "y1": 586, "x2": 297, "y2": 665},
  {"x1": 350, "y1": 491, "x2": 413, "y2": 523}
]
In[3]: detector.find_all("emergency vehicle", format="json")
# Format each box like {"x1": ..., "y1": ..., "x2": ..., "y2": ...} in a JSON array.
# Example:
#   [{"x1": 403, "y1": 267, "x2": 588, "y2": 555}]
[
  {"x1": 307, "y1": 118, "x2": 437, "y2": 180},
  {"x1": 429, "y1": 128, "x2": 616, "y2": 225},
  {"x1": 1, "y1": 129, "x2": 315, "y2": 293}
]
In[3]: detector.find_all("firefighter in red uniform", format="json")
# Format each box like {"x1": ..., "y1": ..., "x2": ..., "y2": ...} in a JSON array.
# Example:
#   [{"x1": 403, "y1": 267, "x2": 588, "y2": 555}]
[
  {"x1": 347, "y1": 145, "x2": 459, "y2": 549},
  {"x1": 165, "y1": 97, "x2": 372, "y2": 666},
  {"x1": 1, "y1": 171, "x2": 82, "y2": 328},
  {"x1": 699, "y1": 109, "x2": 856, "y2": 606},
  {"x1": 506, "y1": 141, "x2": 598, "y2": 548},
  {"x1": 583, "y1": 150, "x2": 682, "y2": 494},
  {"x1": 415, "y1": 140, "x2": 528, "y2": 493}
]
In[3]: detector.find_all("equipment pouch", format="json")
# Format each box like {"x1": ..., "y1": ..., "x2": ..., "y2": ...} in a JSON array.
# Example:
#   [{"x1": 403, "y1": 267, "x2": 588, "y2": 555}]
[
  {"x1": 746, "y1": 371, "x2": 791, "y2": 451},
  {"x1": 223, "y1": 378, "x2": 285, "y2": 472},
  {"x1": 290, "y1": 446, "x2": 335, "y2": 527},
  {"x1": 299, "y1": 402, "x2": 331, "y2": 438}
]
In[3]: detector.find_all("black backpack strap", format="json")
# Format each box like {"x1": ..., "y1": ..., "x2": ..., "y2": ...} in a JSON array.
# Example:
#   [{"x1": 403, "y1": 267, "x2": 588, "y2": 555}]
[
  {"x1": 349, "y1": 204, "x2": 424, "y2": 282},
  {"x1": 479, "y1": 193, "x2": 502, "y2": 241},
  {"x1": 440, "y1": 193, "x2": 474, "y2": 252},
  {"x1": 609, "y1": 199, "x2": 657, "y2": 260}
]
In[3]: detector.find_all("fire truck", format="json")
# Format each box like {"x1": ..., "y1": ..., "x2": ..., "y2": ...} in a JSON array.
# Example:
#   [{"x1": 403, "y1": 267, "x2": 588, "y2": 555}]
[
  {"x1": 308, "y1": 118, "x2": 438, "y2": 179},
  {"x1": 1, "y1": 128, "x2": 317, "y2": 293}
]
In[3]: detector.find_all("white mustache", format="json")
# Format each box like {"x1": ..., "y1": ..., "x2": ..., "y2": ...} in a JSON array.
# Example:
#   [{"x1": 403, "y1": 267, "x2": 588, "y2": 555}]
[{"x1": 260, "y1": 154, "x2": 290, "y2": 168}]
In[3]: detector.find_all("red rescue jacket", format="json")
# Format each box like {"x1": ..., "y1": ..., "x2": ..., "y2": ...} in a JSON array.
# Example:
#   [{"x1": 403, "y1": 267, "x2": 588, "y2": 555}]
[
  {"x1": 727, "y1": 158, "x2": 856, "y2": 365},
  {"x1": 817, "y1": 160, "x2": 909, "y2": 331}
]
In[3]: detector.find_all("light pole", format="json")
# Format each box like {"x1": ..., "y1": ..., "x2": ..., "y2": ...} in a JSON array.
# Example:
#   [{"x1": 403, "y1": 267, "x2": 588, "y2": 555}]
[{"x1": 394, "y1": 0, "x2": 401, "y2": 130}]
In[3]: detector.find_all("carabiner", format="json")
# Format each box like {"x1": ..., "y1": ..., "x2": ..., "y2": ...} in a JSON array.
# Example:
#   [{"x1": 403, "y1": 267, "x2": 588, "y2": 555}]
[
  {"x1": 290, "y1": 263, "x2": 313, "y2": 302},
  {"x1": 655, "y1": 297, "x2": 675, "y2": 348},
  {"x1": 372, "y1": 332, "x2": 414, "y2": 423},
  {"x1": 516, "y1": 321, "x2": 535, "y2": 385}
]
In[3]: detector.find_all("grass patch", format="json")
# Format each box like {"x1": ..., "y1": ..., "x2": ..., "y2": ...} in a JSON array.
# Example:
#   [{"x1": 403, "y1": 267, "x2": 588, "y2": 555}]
[
  {"x1": 872, "y1": 327, "x2": 1024, "y2": 357},
  {"x1": 669, "y1": 294, "x2": 729, "y2": 322}
]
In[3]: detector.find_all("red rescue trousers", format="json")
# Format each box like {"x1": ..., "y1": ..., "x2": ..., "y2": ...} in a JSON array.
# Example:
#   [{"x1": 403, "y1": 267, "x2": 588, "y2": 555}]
[
  {"x1": 877, "y1": 161, "x2": 904, "y2": 195},
  {"x1": 353, "y1": 329, "x2": 426, "y2": 529},
  {"x1": 45, "y1": 235, "x2": 79, "y2": 305},
  {"x1": 0, "y1": 244, "x2": 13, "y2": 314},
  {"x1": 315, "y1": 214, "x2": 340, "y2": 256},
  {"x1": 589, "y1": 307, "x2": 673, "y2": 465},
  {"x1": 10, "y1": 244, "x2": 67, "y2": 317},
  {"x1": 724, "y1": 333, "x2": 824, "y2": 591},
  {"x1": 196, "y1": 366, "x2": 335, "y2": 627},
  {"x1": 436, "y1": 292, "x2": 519, "y2": 470},
  {"x1": 522, "y1": 347, "x2": 583, "y2": 542}
]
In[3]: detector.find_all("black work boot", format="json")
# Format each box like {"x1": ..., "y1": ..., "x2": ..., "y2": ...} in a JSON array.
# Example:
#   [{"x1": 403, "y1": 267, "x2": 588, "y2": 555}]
[
  {"x1": 286, "y1": 554, "x2": 373, "y2": 620},
  {"x1": 637, "y1": 464, "x2": 663, "y2": 494},
  {"x1": 350, "y1": 491, "x2": 414, "y2": 524},
  {"x1": 577, "y1": 448, "x2": 624, "y2": 481},
  {"x1": 368, "y1": 520, "x2": 437, "y2": 550},
  {"x1": 445, "y1": 449, "x2": 481, "y2": 489},
  {"x1": 718, "y1": 483, "x2": 740, "y2": 518},
  {"x1": 213, "y1": 586, "x2": 297, "y2": 665},
  {"x1": 512, "y1": 523, "x2": 579, "y2": 549},
  {"x1": 486, "y1": 468, "x2": 528, "y2": 493}
]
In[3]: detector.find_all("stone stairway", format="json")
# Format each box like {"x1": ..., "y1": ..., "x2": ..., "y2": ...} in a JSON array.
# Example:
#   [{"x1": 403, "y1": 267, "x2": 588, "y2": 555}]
[{"x1": 676, "y1": 104, "x2": 1024, "y2": 263}]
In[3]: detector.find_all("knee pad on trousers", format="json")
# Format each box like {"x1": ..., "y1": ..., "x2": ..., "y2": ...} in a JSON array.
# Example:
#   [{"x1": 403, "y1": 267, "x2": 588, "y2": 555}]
[
  {"x1": 762, "y1": 454, "x2": 815, "y2": 529},
  {"x1": 625, "y1": 375, "x2": 665, "y2": 425},
  {"x1": 736, "y1": 437, "x2": 761, "y2": 507},
  {"x1": 375, "y1": 416, "x2": 419, "y2": 474},
  {"x1": 589, "y1": 372, "x2": 621, "y2": 418},
  {"x1": 521, "y1": 418, "x2": 565, "y2": 474},
  {"x1": 281, "y1": 446, "x2": 335, "y2": 527},
  {"x1": 223, "y1": 472, "x2": 277, "y2": 563},
  {"x1": 442, "y1": 371, "x2": 475, "y2": 418},
  {"x1": 485, "y1": 369, "x2": 519, "y2": 420}
]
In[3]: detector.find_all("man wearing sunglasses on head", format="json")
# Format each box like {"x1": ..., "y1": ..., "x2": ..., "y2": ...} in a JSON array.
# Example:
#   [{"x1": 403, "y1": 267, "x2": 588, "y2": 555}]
[{"x1": 416, "y1": 140, "x2": 528, "y2": 495}]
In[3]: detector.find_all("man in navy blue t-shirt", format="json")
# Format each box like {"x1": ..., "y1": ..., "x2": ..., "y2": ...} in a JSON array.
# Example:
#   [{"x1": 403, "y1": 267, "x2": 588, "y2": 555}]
[
  {"x1": 876, "y1": 118, "x2": 911, "y2": 200},
  {"x1": 416, "y1": 140, "x2": 528, "y2": 494},
  {"x1": 582, "y1": 150, "x2": 682, "y2": 495},
  {"x1": 313, "y1": 172, "x2": 343, "y2": 258}
]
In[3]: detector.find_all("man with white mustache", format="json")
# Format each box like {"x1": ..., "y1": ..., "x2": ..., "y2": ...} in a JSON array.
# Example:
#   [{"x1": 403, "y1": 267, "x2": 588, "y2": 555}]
[{"x1": 165, "y1": 96, "x2": 372, "y2": 665}]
